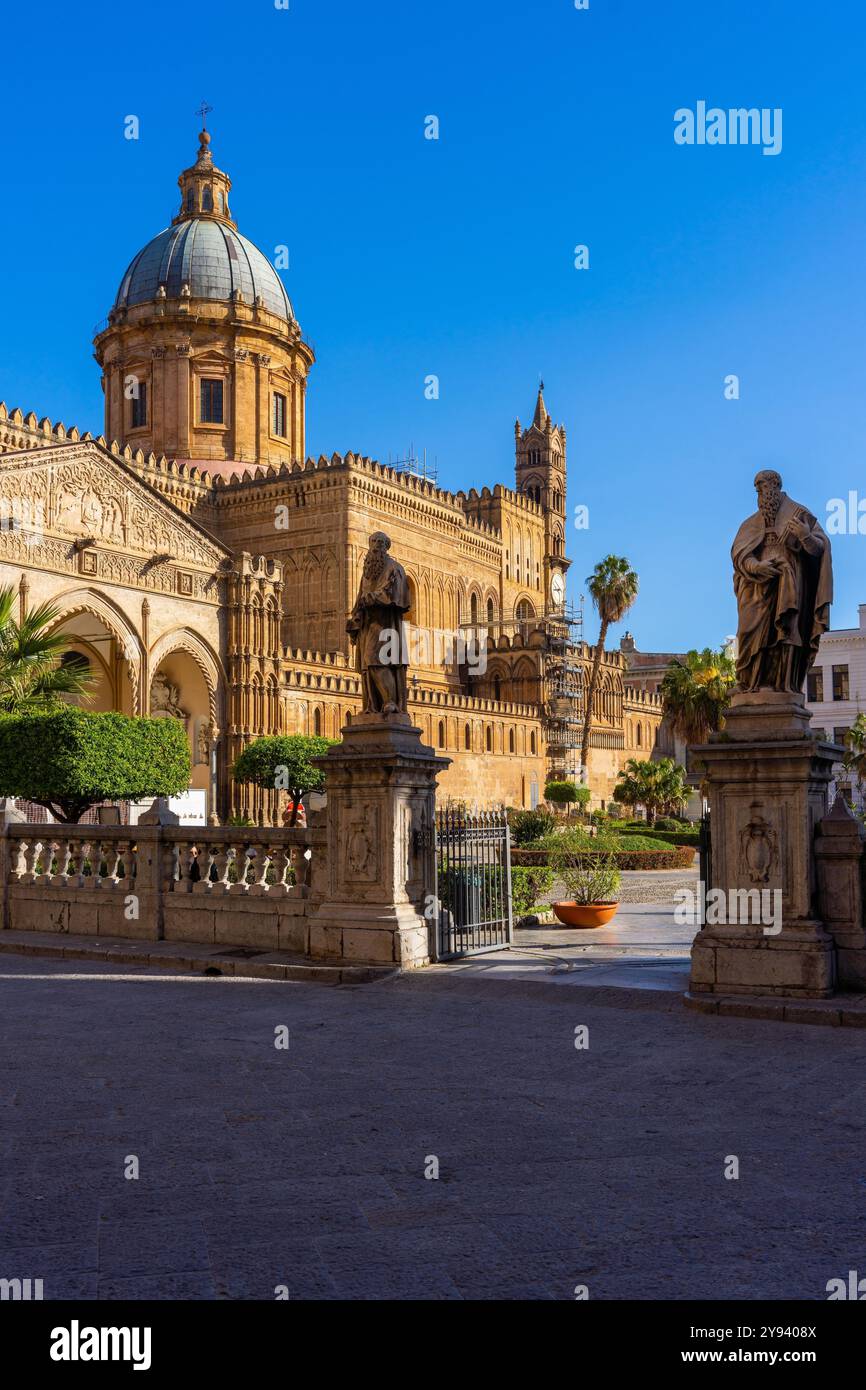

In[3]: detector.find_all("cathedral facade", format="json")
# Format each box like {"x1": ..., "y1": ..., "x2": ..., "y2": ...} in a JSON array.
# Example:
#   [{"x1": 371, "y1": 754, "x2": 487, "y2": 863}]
[{"x1": 0, "y1": 131, "x2": 661, "y2": 824}]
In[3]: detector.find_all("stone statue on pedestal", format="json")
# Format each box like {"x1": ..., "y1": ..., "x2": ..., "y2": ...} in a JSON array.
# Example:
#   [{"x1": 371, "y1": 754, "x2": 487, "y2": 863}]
[
  {"x1": 347, "y1": 531, "x2": 410, "y2": 716},
  {"x1": 732, "y1": 470, "x2": 832, "y2": 693}
]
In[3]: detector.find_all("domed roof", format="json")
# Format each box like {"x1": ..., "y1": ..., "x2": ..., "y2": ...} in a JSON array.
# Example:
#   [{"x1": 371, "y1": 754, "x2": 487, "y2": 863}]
[{"x1": 114, "y1": 219, "x2": 293, "y2": 321}]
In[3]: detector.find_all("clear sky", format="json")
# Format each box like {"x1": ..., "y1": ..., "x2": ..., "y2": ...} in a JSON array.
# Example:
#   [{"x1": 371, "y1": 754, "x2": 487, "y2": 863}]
[{"x1": 1, "y1": 0, "x2": 864, "y2": 651}]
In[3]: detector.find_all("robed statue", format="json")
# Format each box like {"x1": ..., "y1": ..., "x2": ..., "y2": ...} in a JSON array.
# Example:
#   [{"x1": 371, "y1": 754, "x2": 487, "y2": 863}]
[
  {"x1": 732, "y1": 470, "x2": 832, "y2": 693},
  {"x1": 347, "y1": 531, "x2": 410, "y2": 715}
]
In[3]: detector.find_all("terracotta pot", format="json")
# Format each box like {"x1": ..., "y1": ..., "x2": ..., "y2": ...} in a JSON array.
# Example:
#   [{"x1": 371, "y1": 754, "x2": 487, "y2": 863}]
[{"x1": 552, "y1": 900, "x2": 618, "y2": 928}]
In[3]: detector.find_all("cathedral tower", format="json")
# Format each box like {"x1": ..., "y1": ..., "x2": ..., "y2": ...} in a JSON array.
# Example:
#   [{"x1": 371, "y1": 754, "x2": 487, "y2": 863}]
[
  {"x1": 515, "y1": 384, "x2": 570, "y2": 611},
  {"x1": 93, "y1": 128, "x2": 314, "y2": 471}
]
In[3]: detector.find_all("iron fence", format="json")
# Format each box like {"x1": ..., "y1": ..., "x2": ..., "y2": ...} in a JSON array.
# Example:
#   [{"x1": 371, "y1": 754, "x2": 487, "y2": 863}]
[{"x1": 434, "y1": 808, "x2": 513, "y2": 959}]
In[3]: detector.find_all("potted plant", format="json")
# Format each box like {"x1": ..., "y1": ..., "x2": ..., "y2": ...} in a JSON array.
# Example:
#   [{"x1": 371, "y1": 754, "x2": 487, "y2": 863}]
[{"x1": 547, "y1": 831, "x2": 621, "y2": 928}]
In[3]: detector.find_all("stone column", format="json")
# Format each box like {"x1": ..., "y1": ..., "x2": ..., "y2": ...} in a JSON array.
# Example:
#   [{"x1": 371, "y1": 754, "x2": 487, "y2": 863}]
[
  {"x1": 689, "y1": 691, "x2": 837, "y2": 999},
  {"x1": 308, "y1": 713, "x2": 449, "y2": 968},
  {"x1": 815, "y1": 794, "x2": 866, "y2": 989}
]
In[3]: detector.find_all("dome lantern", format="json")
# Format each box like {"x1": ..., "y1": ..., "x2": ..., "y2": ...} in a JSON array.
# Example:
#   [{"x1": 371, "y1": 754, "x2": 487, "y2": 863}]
[{"x1": 174, "y1": 128, "x2": 236, "y2": 229}]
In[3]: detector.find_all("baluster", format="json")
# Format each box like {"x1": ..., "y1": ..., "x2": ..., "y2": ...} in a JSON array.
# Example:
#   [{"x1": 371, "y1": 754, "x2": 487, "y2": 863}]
[
  {"x1": 270, "y1": 842, "x2": 290, "y2": 895},
  {"x1": 253, "y1": 843, "x2": 272, "y2": 892},
  {"x1": 58, "y1": 839, "x2": 73, "y2": 881},
  {"x1": 24, "y1": 838, "x2": 43, "y2": 883},
  {"x1": 196, "y1": 843, "x2": 217, "y2": 892},
  {"x1": 13, "y1": 839, "x2": 29, "y2": 879},
  {"x1": 214, "y1": 842, "x2": 230, "y2": 891},
  {"x1": 110, "y1": 841, "x2": 124, "y2": 885},
  {"x1": 67, "y1": 839, "x2": 84, "y2": 886},
  {"x1": 79, "y1": 838, "x2": 97, "y2": 888},
  {"x1": 238, "y1": 844, "x2": 255, "y2": 891}
]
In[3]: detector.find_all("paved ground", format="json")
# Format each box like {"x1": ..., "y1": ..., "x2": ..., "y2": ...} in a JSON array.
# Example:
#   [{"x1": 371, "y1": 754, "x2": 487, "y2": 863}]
[
  {"x1": 539, "y1": 863, "x2": 700, "y2": 908},
  {"x1": 2, "y1": 947, "x2": 865, "y2": 1301}
]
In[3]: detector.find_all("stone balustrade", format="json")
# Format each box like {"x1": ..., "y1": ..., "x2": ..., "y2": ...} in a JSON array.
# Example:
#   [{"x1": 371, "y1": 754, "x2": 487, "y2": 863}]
[{"x1": 0, "y1": 823, "x2": 326, "y2": 955}]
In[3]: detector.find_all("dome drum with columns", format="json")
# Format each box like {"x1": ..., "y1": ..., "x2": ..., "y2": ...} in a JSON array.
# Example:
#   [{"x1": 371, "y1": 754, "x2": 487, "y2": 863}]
[{"x1": 94, "y1": 129, "x2": 314, "y2": 472}]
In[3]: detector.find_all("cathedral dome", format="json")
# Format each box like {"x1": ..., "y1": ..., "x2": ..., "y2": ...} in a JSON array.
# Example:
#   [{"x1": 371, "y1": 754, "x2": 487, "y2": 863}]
[{"x1": 113, "y1": 219, "x2": 293, "y2": 322}]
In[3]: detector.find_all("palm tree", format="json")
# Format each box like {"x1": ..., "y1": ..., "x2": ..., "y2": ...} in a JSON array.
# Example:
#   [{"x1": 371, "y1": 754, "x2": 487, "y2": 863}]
[
  {"x1": 842, "y1": 714, "x2": 866, "y2": 806},
  {"x1": 660, "y1": 647, "x2": 736, "y2": 747},
  {"x1": 612, "y1": 756, "x2": 688, "y2": 824},
  {"x1": 579, "y1": 555, "x2": 638, "y2": 782},
  {"x1": 0, "y1": 587, "x2": 93, "y2": 714}
]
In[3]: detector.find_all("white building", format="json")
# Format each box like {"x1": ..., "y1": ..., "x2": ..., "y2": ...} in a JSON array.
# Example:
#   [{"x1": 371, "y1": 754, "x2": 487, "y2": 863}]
[{"x1": 806, "y1": 603, "x2": 866, "y2": 806}]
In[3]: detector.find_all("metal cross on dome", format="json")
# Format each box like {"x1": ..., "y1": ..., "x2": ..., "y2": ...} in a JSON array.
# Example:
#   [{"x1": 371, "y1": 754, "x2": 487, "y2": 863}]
[{"x1": 195, "y1": 101, "x2": 213, "y2": 129}]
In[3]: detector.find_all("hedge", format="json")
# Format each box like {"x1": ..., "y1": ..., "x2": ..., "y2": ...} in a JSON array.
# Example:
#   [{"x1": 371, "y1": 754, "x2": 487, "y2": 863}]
[
  {"x1": 618, "y1": 827, "x2": 700, "y2": 848},
  {"x1": 511, "y1": 844, "x2": 696, "y2": 871}
]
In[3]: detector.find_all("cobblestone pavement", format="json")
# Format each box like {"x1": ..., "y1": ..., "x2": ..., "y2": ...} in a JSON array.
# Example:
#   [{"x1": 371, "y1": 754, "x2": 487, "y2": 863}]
[{"x1": 1, "y1": 953, "x2": 864, "y2": 1301}]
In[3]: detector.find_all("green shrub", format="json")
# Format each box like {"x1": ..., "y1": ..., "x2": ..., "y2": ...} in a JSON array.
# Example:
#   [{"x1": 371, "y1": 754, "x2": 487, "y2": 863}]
[
  {"x1": 0, "y1": 707, "x2": 190, "y2": 823},
  {"x1": 511, "y1": 865, "x2": 554, "y2": 917},
  {"x1": 506, "y1": 806, "x2": 555, "y2": 846}
]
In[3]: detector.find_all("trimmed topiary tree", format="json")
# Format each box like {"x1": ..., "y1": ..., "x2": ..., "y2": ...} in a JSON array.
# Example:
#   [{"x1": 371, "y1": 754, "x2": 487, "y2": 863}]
[
  {"x1": 545, "y1": 780, "x2": 590, "y2": 819},
  {"x1": 0, "y1": 707, "x2": 191, "y2": 823},
  {"x1": 231, "y1": 734, "x2": 339, "y2": 826}
]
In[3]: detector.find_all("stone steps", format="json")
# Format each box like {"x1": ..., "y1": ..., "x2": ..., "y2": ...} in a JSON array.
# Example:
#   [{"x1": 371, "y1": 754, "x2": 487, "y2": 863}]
[{"x1": 0, "y1": 930, "x2": 396, "y2": 985}]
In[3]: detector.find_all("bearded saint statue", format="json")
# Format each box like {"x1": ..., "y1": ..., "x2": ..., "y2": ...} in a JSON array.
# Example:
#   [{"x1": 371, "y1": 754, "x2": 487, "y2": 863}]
[
  {"x1": 732, "y1": 470, "x2": 832, "y2": 694},
  {"x1": 347, "y1": 531, "x2": 411, "y2": 715}
]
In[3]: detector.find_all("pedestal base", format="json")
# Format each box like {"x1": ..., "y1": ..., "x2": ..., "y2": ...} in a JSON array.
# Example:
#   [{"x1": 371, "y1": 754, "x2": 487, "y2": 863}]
[
  {"x1": 308, "y1": 713, "x2": 449, "y2": 969},
  {"x1": 688, "y1": 690, "x2": 837, "y2": 999}
]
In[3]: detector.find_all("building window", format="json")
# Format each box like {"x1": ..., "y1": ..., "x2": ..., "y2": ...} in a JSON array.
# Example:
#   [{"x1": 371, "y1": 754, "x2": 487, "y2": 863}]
[
  {"x1": 313, "y1": 708, "x2": 322, "y2": 736},
  {"x1": 509, "y1": 728, "x2": 515, "y2": 754},
  {"x1": 438, "y1": 720, "x2": 445, "y2": 748},
  {"x1": 832, "y1": 665, "x2": 850, "y2": 701},
  {"x1": 273, "y1": 392, "x2": 287, "y2": 438},
  {"x1": 200, "y1": 378, "x2": 224, "y2": 424},
  {"x1": 530, "y1": 730, "x2": 536, "y2": 755},
  {"x1": 834, "y1": 726, "x2": 849, "y2": 747},
  {"x1": 486, "y1": 726, "x2": 492, "y2": 752},
  {"x1": 464, "y1": 724, "x2": 471, "y2": 750},
  {"x1": 202, "y1": 185, "x2": 213, "y2": 212},
  {"x1": 487, "y1": 598, "x2": 495, "y2": 626},
  {"x1": 807, "y1": 668, "x2": 824, "y2": 702},
  {"x1": 131, "y1": 383, "x2": 147, "y2": 429}
]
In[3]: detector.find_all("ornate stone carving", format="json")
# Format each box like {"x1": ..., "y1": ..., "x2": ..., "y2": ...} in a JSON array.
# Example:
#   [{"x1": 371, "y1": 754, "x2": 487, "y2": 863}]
[{"x1": 738, "y1": 806, "x2": 778, "y2": 885}]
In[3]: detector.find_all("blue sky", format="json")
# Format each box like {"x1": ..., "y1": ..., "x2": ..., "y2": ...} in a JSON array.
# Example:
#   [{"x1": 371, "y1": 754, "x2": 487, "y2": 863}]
[{"x1": 1, "y1": 0, "x2": 864, "y2": 650}]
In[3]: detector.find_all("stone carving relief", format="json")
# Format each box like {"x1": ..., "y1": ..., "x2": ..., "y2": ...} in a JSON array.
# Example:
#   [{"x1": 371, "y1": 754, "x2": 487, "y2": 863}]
[
  {"x1": 151, "y1": 670, "x2": 188, "y2": 720},
  {"x1": 738, "y1": 805, "x2": 778, "y2": 886}
]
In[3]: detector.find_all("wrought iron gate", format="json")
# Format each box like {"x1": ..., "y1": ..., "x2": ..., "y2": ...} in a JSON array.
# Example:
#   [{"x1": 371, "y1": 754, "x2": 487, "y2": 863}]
[
  {"x1": 699, "y1": 810, "x2": 711, "y2": 888},
  {"x1": 434, "y1": 808, "x2": 513, "y2": 959}
]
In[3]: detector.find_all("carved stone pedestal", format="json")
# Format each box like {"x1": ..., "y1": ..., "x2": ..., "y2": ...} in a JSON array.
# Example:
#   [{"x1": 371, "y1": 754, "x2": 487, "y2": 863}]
[
  {"x1": 689, "y1": 691, "x2": 838, "y2": 998},
  {"x1": 308, "y1": 714, "x2": 450, "y2": 968}
]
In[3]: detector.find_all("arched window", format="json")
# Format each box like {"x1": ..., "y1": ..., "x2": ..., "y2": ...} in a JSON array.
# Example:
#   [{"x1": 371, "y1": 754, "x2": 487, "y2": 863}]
[
  {"x1": 493, "y1": 676, "x2": 502, "y2": 701},
  {"x1": 314, "y1": 707, "x2": 322, "y2": 736},
  {"x1": 464, "y1": 724, "x2": 471, "y2": 750},
  {"x1": 509, "y1": 728, "x2": 515, "y2": 754},
  {"x1": 516, "y1": 599, "x2": 535, "y2": 622},
  {"x1": 486, "y1": 726, "x2": 492, "y2": 752},
  {"x1": 636, "y1": 723, "x2": 642, "y2": 747},
  {"x1": 470, "y1": 592, "x2": 478, "y2": 626},
  {"x1": 530, "y1": 730, "x2": 537, "y2": 755},
  {"x1": 438, "y1": 720, "x2": 445, "y2": 748},
  {"x1": 487, "y1": 597, "x2": 495, "y2": 626},
  {"x1": 202, "y1": 185, "x2": 213, "y2": 212}
]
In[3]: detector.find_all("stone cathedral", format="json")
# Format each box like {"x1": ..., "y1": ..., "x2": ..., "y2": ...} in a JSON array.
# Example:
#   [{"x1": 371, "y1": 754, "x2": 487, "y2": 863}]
[{"x1": 0, "y1": 130, "x2": 661, "y2": 824}]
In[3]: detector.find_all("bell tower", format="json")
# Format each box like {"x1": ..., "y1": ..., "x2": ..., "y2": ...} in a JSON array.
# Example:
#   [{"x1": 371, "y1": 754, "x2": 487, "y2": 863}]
[{"x1": 515, "y1": 384, "x2": 570, "y2": 610}]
